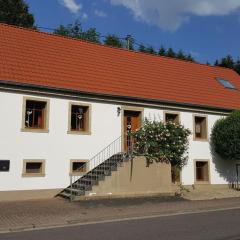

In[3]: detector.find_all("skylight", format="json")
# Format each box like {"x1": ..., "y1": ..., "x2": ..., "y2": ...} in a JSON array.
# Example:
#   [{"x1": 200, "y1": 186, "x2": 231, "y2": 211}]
[{"x1": 216, "y1": 78, "x2": 237, "y2": 90}]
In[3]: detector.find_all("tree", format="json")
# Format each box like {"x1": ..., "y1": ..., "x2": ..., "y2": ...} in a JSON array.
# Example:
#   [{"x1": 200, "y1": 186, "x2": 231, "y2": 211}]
[
  {"x1": 211, "y1": 111, "x2": 240, "y2": 160},
  {"x1": 214, "y1": 60, "x2": 219, "y2": 66},
  {"x1": 219, "y1": 55, "x2": 234, "y2": 69},
  {"x1": 82, "y1": 28, "x2": 100, "y2": 43},
  {"x1": 54, "y1": 20, "x2": 100, "y2": 43},
  {"x1": 0, "y1": 0, "x2": 35, "y2": 28},
  {"x1": 145, "y1": 46, "x2": 156, "y2": 55},
  {"x1": 166, "y1": 48, "x2": 176, "y2": 58},
  {"x1": 234, "y1": 60, "x2": 240, "y2": 75},
  {"x1": 104, "y1": 34, "x2": 123, "y2": 48},
  {"x1": 186, "y1": 54, "x2": 195, "y2": 62},
  {"x1": 215, "y1": 55, "x2": 240, "y2": 75},
  {"x1": 176, "y1": 50, "x2": 186, "y2": 60},
  {"x1": 158, "y1": 46, "x2": 166, "y2": 56},
  {"x1": 138, "y1": 44, "x2": 147, "y2": 53}
]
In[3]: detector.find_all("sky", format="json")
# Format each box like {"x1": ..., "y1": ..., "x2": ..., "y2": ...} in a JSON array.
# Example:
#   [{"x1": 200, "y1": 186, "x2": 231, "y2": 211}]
[{"x1": 26, "y1": 0, "x2": 240, "y2": 64}]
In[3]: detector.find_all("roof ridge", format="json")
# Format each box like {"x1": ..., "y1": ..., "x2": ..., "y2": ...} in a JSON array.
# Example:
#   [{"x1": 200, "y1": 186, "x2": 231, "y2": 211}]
[{"x1": 0, "y1": 22, "x2": 236, "y2": 74}]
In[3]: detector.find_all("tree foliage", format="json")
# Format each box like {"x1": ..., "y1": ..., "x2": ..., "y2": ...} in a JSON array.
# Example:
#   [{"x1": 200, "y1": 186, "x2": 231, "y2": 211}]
[
  {"x1": 211, "y1": 111, "x2": 240, "y2": 160},
  {"x1": 104, "y1": 34, "x2": 123, "y2": 48},
  {"x1": 54, "y1": 21, "x2": 196, "y2": 62},
  {"x1": 131, "y1": 119, "x2": 191, "y2": 168},
  {"x1": 54, "y1": 20, "x2": 100, "y2": 43},
  {"x1": 0, "y1": 0, "x2": 34, "y2": 28},
  {"x1": 214, "y1": 55, "x2": 240, "y2": 75}
]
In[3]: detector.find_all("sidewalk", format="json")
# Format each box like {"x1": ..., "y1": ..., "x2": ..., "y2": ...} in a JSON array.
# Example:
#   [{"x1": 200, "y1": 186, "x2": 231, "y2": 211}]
[{"x1": 0, "y1": 196, "x2": 240, "y2": 233}]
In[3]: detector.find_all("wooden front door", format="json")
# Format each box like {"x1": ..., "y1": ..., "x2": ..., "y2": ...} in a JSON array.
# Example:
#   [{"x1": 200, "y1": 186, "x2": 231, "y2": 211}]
[{"x1": 124, "y1": 110, "x2": 141, "y2": 151}]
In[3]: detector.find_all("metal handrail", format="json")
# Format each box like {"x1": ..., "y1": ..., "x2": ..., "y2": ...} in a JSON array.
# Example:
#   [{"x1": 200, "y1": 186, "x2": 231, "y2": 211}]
[{"x1": 69, "y1": 134, "x2": 134, "y2": 200}]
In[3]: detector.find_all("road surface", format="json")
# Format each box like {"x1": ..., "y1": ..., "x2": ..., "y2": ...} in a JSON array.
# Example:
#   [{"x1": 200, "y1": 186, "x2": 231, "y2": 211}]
[{"x1": 0, "y1": 208, "x2": 240, "y2": 240}]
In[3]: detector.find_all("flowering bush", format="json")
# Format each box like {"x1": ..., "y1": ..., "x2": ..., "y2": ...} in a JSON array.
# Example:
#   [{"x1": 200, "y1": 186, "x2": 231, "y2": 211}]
[{"x1": 131, "y1": 119, "x2": 191, "y2": 168}]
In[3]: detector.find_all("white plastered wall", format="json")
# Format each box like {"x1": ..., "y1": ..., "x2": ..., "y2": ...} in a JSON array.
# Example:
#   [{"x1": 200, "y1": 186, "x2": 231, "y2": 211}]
[
  {"x1": 0, "y1": 91, "x2": 235, "y2": 192},
  {"x1": 0, "y1": 91, "x2": 121, "y2": 191}
]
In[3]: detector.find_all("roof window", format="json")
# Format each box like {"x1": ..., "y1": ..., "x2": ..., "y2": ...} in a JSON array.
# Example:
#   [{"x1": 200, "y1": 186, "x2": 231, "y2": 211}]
[{"x1": 217, "y1": 78, "x2": 236, "y2": 90}]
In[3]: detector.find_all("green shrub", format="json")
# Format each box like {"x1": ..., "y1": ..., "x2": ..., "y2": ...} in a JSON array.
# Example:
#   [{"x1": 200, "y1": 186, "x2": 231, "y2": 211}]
[
  {"x1": 211, "y1": 111, "x2": 240, "y2": 160},
  {"x1": 131, "y1": 119, "x2": 191, "y2": 168}
]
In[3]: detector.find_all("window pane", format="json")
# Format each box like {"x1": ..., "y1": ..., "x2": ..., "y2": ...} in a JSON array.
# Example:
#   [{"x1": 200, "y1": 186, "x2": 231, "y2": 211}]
[
  {"x1": 25, "y1": 100, "x2": 46, "y2": 129},
  {"x1": 196, "y1": 161, "x2": 209, "y2": 181},
  {"x1": 72, "y1": 162, "x2": 86, "y2": 172},
  {"x1": 71, "y1": 105, "x2": 88, "y2": 131},
  {"x1": 217, "y1": 78, "x2": 236, "y2": 89},
  {"x1": 26, "y1": 162, "x2": 42, "y2": 174}
]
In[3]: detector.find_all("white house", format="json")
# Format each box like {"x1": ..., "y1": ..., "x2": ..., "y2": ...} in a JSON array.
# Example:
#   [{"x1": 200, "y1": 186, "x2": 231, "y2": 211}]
[{"x1": 0, "y1": 23, "x2": 240, "y2": 201}]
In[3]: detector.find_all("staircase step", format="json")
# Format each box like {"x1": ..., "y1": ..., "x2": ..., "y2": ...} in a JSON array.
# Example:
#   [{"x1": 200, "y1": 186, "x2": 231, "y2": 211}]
[
  {"x1": 73, "y1": 183, "x2": 92, "y2": 191},
  {"x1": 97, "y1": 165, "x2": 117, "y2": 171},
  {"x1": 59, "y1": 150, "x2": 129, "y2": 200},
  {"x1": 65, "y1": 188, "x2": 85, "y2": 196},
  {"x1": 79, "y1": 178, "x2": 98, "y2": 185},
  {"x1": 85, "y1": 173, "x2": 105, "y2": 181},
  {"x1": 58, "y1": 191, "x2": 71, "y2": 199}
]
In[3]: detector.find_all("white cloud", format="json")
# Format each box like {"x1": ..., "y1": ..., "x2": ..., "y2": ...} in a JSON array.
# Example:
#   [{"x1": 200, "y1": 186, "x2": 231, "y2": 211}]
[
  {"x1": 59, "y1": 0, "x2": 82, "y2": 14},
  {"x1": 110, "y1": 0, "x2": 240, "y2": 31},
  {"x1": 94, "y1": 9, "x2": 107, "y2": 18}
]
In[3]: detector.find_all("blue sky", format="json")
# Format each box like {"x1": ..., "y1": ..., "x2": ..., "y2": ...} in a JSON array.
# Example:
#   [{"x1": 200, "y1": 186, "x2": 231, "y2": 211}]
[{"x1": 26, "y1": 0, "x2": 240, "y2": 64}]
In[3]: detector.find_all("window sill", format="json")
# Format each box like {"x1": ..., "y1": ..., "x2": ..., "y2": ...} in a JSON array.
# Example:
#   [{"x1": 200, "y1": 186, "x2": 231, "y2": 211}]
[
  {"x1": 69, "y1": 172, "x2": 86, "y2": 176},
  {"x1": 21, "y1": 128, "x2": 49, "y2": 133},
  {"x1": 22, "y1": 173, "x2": 46, "y2": 178},
  {"x1": 194, "y1": 181, "x2": 210, "y2": 185},
  {"x1": 67, "y1": 130, "x2": 91, "y2": 135},
  {"x1": 193, "y1": 138, "x2": 208, "y2": 142}
]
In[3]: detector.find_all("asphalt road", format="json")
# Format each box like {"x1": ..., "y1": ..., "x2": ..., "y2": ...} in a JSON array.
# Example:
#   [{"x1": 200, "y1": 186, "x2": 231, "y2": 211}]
[{"x1": 0, "y1": 208, "x2": 240, "y2": 240}]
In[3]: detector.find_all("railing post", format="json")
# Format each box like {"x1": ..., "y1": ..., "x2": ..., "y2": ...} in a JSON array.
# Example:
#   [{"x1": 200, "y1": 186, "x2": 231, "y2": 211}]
[{"x1": 70, "y1": 175, "x2": 73, "y2": 202}]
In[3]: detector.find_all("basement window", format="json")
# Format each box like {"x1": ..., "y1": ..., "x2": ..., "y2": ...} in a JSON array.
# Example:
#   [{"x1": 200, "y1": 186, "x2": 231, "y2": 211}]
[
  {"x1": 68, "y1": 103, "x2": 91, "y2": 135},
  {"x1": 70, "y1": 160, "x2": 88, "y2": 176},
  {"x1": 217, "y1": 78, "x2": 236, "y2": 90},
  {"x1": 164, "y1": 112, "x2": 180, "y2": 124},
  {"x1": 0, "y1": 160, "x2": 10, "y2": 172},
  {"x1": 194, "y1": 115, "x2": 208, "y2": 140},
  {"x1": 195, "y1": 161, "x2": 209, "y2": 183},
  {"x1": 22, "y1": 160, "x2": 45, "y2": 177}
]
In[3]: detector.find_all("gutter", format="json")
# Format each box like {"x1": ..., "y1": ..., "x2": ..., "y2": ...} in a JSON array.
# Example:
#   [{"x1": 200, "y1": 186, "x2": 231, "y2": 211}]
[{"x1": 0, "y1": 79, "x2": 234, "y2": 116}]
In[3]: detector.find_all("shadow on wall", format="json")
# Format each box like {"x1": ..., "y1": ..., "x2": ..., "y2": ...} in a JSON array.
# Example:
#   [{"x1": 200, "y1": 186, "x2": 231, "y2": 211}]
[{"x1": 210, "y1": 142, "x2": 237, "y2": 188}]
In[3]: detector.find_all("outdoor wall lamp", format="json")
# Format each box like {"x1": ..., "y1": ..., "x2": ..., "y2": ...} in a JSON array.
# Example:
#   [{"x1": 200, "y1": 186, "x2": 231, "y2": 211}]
[{"x1": 117, "y1": 107, "x2": 122, "y2": 116}]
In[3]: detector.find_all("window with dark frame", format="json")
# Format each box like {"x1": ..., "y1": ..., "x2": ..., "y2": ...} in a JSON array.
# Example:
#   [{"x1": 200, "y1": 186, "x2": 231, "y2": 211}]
[
  {"x1": 0, "y1": 160, "x2": 10, "y2": 172},
  {"x1": 194, "y1": 116, "x2": 207, "y2": 140},
  {"x1": 71, "y1": 105, "x2": 89, "y2": 132},
  {"x1": 25, "y1": 162, "x2": 43, "y2": 174},
  {"x1": 165, "y1": 113, "x2": 180, "y2": 124},
  {"x1": 72, "y1": 162, "x2": 86, "y2": 173},
  {"x1": 25, "y1": 100, "x2": 46, "y2": 129},
  {"x1": 196, "y1": 161, "x2": 209, "y2": 182}
]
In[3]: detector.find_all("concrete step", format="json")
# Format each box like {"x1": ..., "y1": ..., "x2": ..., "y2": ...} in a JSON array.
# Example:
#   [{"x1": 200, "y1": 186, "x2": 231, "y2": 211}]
[
  {"x1": 73, "y1": 183, "x2": 92, "y2": 191},
  {"x1": 58, "y1": 191, "x2": 71, "y2": 199},
  {"x1": 65, "y1": 188, "x2": 85, "y2": 196}
]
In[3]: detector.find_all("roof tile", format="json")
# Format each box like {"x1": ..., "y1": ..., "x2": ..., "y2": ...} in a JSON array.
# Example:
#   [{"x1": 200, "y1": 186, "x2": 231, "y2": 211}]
[{"x1": 0, "y1": 23, "x2": 240, "y2": 110}]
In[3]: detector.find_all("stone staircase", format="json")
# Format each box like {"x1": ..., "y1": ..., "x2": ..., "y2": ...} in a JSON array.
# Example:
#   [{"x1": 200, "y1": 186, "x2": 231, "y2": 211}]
[
  {"x1": 58, "y1": 136, "x2": 133, "y2": 201},
  {"x1": 59, "y1": 153, "x2": 131, "y2": 200}
]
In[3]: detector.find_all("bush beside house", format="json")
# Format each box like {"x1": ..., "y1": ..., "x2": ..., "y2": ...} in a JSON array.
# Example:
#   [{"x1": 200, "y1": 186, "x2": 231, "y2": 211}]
[
  {"x1": 211, "y1": 111, "x2": 240, "y2": 160},
  {"x1": 131, "y1": 119, "x2": 191, "y2": 168}
]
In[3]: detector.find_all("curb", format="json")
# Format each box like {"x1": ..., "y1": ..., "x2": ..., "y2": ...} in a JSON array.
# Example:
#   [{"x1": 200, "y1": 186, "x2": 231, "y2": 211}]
[{"x1": 1, "y1": 206, "x2": 240, "y2": 234}]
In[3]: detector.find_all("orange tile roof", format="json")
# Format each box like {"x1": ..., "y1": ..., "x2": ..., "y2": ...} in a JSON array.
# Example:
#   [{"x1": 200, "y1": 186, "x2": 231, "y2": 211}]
[{"x1": 0, "y1": 23, "x2": 240, "y2": 111}]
